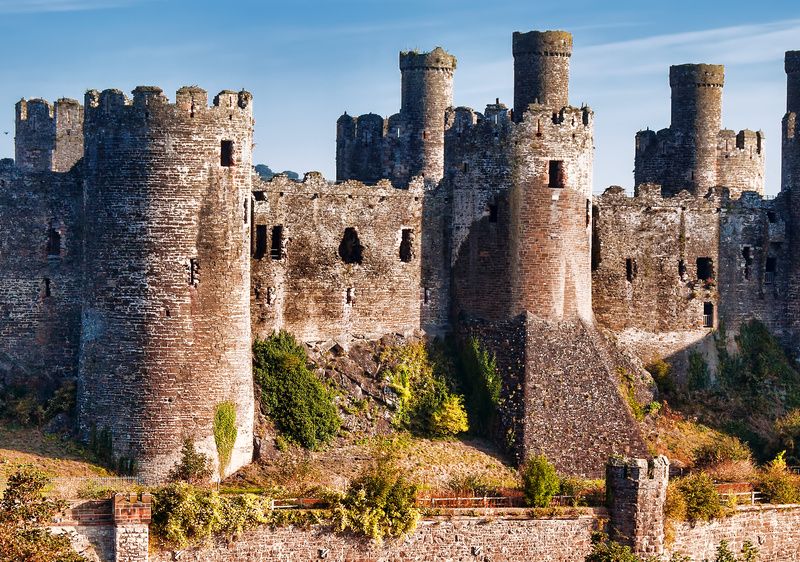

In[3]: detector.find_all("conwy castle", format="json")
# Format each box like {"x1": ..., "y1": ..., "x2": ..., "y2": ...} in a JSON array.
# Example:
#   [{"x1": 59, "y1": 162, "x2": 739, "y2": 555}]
[{"x1": 1, "y1": 28, "x2": 800, "y2": 485}]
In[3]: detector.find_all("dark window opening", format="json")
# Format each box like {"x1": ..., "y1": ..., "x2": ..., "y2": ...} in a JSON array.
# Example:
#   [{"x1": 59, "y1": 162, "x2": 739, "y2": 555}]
[
  {"x1": 243, "y1": 197, "x2": 248, "y2": 224},
  {"x1": 346, "y1": 287, "x2": 354, "y2": 305},
  {"x1": 462, "y1": 162, "x2": 469, "y2": 173},
  {"x1": 703, "y1": 302, "x2": 714, "y2": 328},
  {"x1": 697, "y1": 257, "x2": 714, "y2": 281},
  {"x1": 338, "y1": 227, "x2": 363, "y2": 265},
  {"x1": 46, "y1": 227, "x2": 61, "y2": 256},
  {"x1": 585, "y1": 200, "x2": 591, "y2": 228},
  {"x1": 270, "y1": 226, "x2": 283, "y2": 261},
  {"x1": 220, "y1": 140, "x2": 234, "y2": 167},
  {"x1": 765, "y1": 257, "x2": 777, "y2": 285},
  {"x1": 399, "y1": 229, "x2": 414, "y2": 263},
  {"x1": 423, "y1": 287, "x2": 430, "y2": 305},
  {"x1": 767, "y1": 211, "x2": 777, "y2": 223},
  {"x1": 189, "y1": 258, "x2": 199, "y2": 287},
  {"x1": 253, "y1": 191, "x2": 266, "y2": 201},
  {"x1": 591, "y1": 206, "x2": 601, "y2": 272},
  {"x1": 548, "y1": 160, "x2": 565, "y2": 188},
  {"x1": 488, "y1": 204, "x2": 498, "y2": 223},
  {"x1": 625, "y1": 258, "x2": 637, "y2": 282},
  {"x1": 253, "y1": 224, "x2": 267, "y2": 259},
  {"x1": 742, "y1": 246, "x2": 752, "y2": 280},
  {"x1": 678, "y1": 260, "x2": 687, "y2": 278},
  {"x1": 42, "y1": 277, "x2": 51, "y2": 298}
]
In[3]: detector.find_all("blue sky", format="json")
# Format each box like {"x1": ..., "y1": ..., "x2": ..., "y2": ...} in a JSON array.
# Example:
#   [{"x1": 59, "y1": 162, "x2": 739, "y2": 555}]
[{"x1": 0, "y1": 0, "x2": 798, "y2": 194}]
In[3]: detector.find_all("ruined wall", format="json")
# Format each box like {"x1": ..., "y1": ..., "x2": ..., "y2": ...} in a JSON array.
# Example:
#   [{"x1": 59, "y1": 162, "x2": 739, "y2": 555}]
[
  {"x1": 150, "y1": 514, "x2": 601, "y2": 562},
  {"x1": 250, "y1": 173, "x2": 424, "y2": 343},
  {"x1": 634, "y1": 64, "x2": 764, "y2": 198},
  {"x1": 0, "y1": 159, "x2": 83, "y2": 388},
  {"x1": 668, "y1": 504, "x2": 800, "y2": 562},
  {"x1": 78, "y1": 86, "x2": 254, "y2": 483},
  {"x1": 15, "y1": 98, "x2": 83, "y2": 173}
]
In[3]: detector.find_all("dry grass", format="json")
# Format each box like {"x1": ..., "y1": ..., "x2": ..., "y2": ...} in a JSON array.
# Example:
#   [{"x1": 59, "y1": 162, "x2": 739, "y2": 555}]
[{"x1": 644, "y1": 405, "x2": 730, "y2": 467}]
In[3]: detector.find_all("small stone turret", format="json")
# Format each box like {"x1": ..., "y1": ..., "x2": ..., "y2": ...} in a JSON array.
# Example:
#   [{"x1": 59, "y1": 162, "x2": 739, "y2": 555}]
[
  {"x1": 15, "y1": 97, "x2": 83, "y2": 173},
  {"x1": 512, "y1": 30, "x2": 572, "y2": 120},
  {"x1": 606, "y1": 456, "x2": 670, "y2": 558},
  {"x1": 78, "y1": 86, "x2": 255, "y2": 483}
]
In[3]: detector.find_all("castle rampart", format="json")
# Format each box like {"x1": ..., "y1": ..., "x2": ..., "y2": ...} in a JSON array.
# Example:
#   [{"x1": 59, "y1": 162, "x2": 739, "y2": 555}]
[{"x1": 78, "y1": 86, "x2": 255, "y2": 482}]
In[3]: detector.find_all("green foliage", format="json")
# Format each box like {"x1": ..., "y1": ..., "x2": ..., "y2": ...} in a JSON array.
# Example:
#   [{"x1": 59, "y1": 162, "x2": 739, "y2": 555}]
[
  {"x1": 775, "y1": 409, "x2": 800, "y2": 463},
  {"x1": 714, "y1": 539, "x2": 759, "y2": 562},
  {"x1": 688, "y1": 351, "x2": 710, "y2": 391},
  {"x1": 0, "y1": 466, "x2": 88, "y2": 562},
  {"x1": 253, "y1": 331, "x2": 340, "y2": 449},
  {"x1": 0, "y1": 379, "x2": 76, "y2": 428},
  {"x1": 213, "y1": 402, "x2": 238, "y2": 477},
  {"x1": 756, "y1": 451, "x2": 800, "y2": 504},
  {"x1": 693, "y1": 434, "x2": 753, "y2": 469},
  {"x1": 521, "y1": 454, "x2": 560, "y2": 508},
  {"x1": 672, "y1": 472, "x2": 724, "y2": 522},
  {"x1": 646, "y1": 359, "x2": 675, "y2": 395},
  {"x1": 76, "y1": 481, "x2": 115, "y2": 500},
  {"x1": 330, "y1": 466, "x2": 420, "y2": 543},
  {"x1": 584, "y1": 533, "x2": 641, "y2": 562},
  {"x1": 169, "y1": 438, "x2": 213, "y2": 484},
  {"x1": 619, "y1": 368, "x2": 645, "y2": 421},
  {"x1": 456, "y1": 336, "x2": 501, "y2": 435},
  {"x1": 381, "y1": 341, "x2": 468, "y2": 438}
]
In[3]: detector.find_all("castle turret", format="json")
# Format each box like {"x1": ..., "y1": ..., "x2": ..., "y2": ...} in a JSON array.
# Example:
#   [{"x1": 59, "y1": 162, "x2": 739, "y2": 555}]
[
  {"x1": 512, "y1": 30, "x2": 572, "y2": 119},
  {"x1": 783, "y1": 51, "x2": 800, "y2": 192},
  {"x1": 785, "y1": 52, "x2": 800, "y2": 350},
  {"x1": 15, "y1": 98, "x2": 83, "y2": 173},
  {"x1": 78, "y1": 86, "x2": 255, "y2": 483},
  {"x1": 398, "y1": 47, "x2": 456, "y2": 185}
]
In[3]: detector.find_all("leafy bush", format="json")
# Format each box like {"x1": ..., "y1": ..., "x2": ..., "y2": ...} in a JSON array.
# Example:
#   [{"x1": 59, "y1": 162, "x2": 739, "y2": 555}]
[
  {"x1": 672, "y1": 472, "x2": 724, "y2": 522},
  {"x1": 521, "y1": 454, "x2": 560, "y2": 508},
  {"x1": 253, "y1": 331, "x2": 340, "y2": 449},
  {"x1": 756, "y1": 451, "x2": 800, "y2": 504},
  {"x1": 688, "y1": 351, "x2": 710, "y2": 391},
  {"x1": 456, "y1": 337, "x2": 501, "y2": 435},
  {"x1": 559, "y1": 477, "x2": 605, "y2": 507},
  {"x1": 775, "y1": 409, "x2": 800, "y2": 463},
  {"x1": 0, "y1": 467, "x2": 87, "y2": 562},
  {"x1": 664, "y1": 480, "x2": 688, "y2": 522},
  {"x1": 584, "y1": 532, "x2": 641, "y2": 562},
  {"x1": 694, "y1": 434, "x2": 753, "y2": 469},
  {"x1": 381, "y1": 341, "x2": 468, "y2": 438},
  {"x1": 0, "y1": 379, "x2": 77, "y2": 428},
  {"x1": 713, "y1": 539, "x2": 758, "y2": 562},
  {"x1": 646, "y1": 358, "x2": 675, "y2": 395},
  {"x1": 330, "y1": 467, "x2": 420, "y2": 543},
  {"x1": 169, "y1": 438, "x2": 212, "y2": 484},
  {"x1": 213, "y1": 402, "x2": 238, "y2": 477}
]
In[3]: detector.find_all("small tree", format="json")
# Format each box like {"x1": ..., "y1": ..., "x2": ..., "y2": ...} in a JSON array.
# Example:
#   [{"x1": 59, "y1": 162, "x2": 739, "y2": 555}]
[
  {"x1": 0, "y1": 467, "x2": 88, "y2": 562},
  {"x1": 168, "y1": 438, "x2": 212, "y2": 484},
  {"x1": 521, "y1": 454, "x2": 560, "y2": 508}
]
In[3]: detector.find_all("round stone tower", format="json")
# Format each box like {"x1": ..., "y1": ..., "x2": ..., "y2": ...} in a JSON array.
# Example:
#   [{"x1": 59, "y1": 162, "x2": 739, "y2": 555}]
[
  {"x1": 784, "y1": 52, "x2": 800, "y2": 348},
  {"x1": 783, "y1": 51, "x2": 800, "y2": 192},
  {"x1": 669, "y1": 64, "x2": 724, "y2": 191},
  {"x1": 512, "y1": 30, "x2": 572, "y2": 121},
  {"x1": 786, "y1": 51, "x2": 800, "y2": 115},
  {"x1": 398, "y1": 47, "x2": 456, "y2": 185},
  {"x1": 78, "y1": 86, "x2": 255, "y2": 483}
]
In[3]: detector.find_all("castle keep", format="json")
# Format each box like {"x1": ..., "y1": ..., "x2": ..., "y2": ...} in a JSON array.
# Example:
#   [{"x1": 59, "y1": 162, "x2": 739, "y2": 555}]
[{"x1": 1, "y1": 29, "x2": 798, "y2": 482}]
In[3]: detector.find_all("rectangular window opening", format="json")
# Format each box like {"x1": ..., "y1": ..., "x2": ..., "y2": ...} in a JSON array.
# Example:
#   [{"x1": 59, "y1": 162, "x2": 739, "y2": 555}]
[
  {"x1": 625, "y1": 258, "x2": 636, "y2": 283},
  {"x1": 765, "y1": 257, "x2": 777, "y2": 285},
  {"x1": 488, "y1": 204, "x2": 498, "y2": 223},
  {"x1": 399, "y1": 228, "x2": 414, "y2": 262},
  {"x1": 548, "y1": 160, "x2": 565, "y2": 188},
  {"x1": 253, "y1": 224, "x2": 268, "y2": 259},
  {"x1": 46, "y1": 227, "x2": 61, "y2": 257},
  {"x1": 697, "y1": 257, "x2": 714, "y2": 281},
  {"x1": 220, "y1": 140, "x2": 234, "y2": 167},
  {"x1": 270, "y1": 225, "x2": 284, "y2": 261},
  {"x1": 703, "y1": 302, "x2": 714, "y2": 328},
  {"x1": 42, "y1": 277, "x2": 51, "y2": 298}
]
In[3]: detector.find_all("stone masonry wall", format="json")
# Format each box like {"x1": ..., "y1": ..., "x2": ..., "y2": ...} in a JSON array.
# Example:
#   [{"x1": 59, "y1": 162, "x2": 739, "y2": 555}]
[
  {"x1": 150, "y1": 514, "x2": 601, "y2": 562},
  {"x1": 250, "y1": 173, "x2": 424, "y2": 343}
]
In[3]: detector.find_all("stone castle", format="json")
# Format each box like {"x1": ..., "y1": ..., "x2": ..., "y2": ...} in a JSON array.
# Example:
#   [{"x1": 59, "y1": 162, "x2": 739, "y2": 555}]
[{"x1": 1, "y1": 28, "x2": 799, "y2": 483}]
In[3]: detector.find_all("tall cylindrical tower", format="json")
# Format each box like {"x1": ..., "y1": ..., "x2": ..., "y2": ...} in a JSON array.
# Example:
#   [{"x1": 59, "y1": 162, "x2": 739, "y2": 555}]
[
  {"x1": 669, "y1": 64, "x2": 724, "y2": 191},
  {"x1": 398, "y1": 47, "x2": 456, "y2": 185},
  {"x1": 787, "y1": 51, "x2": 800, "y2": 115},
  {"x1": 78, "y1": 86, "x2": 255, "y2": 483},
  {"x1": 512, "y1": 30, "x2": 572, "y2": 120},
  {"x1": 783, "y1": 51, "x2": 800, "y2": 193}
]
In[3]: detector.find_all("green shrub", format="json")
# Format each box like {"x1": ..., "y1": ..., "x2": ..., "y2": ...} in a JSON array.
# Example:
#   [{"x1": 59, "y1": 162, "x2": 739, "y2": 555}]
[
  {"x1": 330, "y1": 467, "x2": 420, "y2": 543},
  {"x1": 213, "y1": 402, "x2": 238, "y2": 477},
  {"x1": 584, "y1": 532, "x2": 641, "y2": 562},
  {"x1": 381, "y1": 341, "x2": 468, "y2": 438},
  {"x1": 253, "y1": 331, "x2": 340, "y2": 449},
  {"x1": 456, "y1": 337, "x2": 501, "y2": 435},
  {"x1": 619, "y1": 368, "x2": 645, "y2": 421},
  {"x1": 673, "y1": 472, "x2": 724, "y2": 522},
  {"x1": 646, "y1": 358, "x2": 675, "y2": 394},
  {"x1": 713, "y1": 539, "x2": 758, "y2": 562},
  {"x1": 151, "y1": 483, "x2": 222, "y2": 548},
  {"x1": 688, "y1": 351, "x2": 710, "y2": 391},
  {"x1": 775, "y1": 409, "x2": 800, "y2": 463},
  {"x1": 694, "y1": 434, "x2": 753, "y2": 469},
  {"x1": 521, "y1": 454, "x2": 560, "y2": 508},
  {"x1": 169, "y1": 438, "x2": 212, "y2": 484},
  {"x1": 756, "y1": 451, "x2": 800, "y2": 504}
]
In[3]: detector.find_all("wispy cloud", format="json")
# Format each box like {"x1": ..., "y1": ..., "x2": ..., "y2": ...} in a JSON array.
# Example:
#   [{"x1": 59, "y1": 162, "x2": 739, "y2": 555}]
[{"x1": 0, "y1": 0, "x2": 147, "y2": 13}]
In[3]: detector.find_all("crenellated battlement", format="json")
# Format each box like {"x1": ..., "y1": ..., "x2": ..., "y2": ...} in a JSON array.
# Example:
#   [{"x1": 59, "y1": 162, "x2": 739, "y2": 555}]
[
  {"x1": 15, "y1": 97, "x2": 83, "y2": 172},
  {"x1": 83, "y1": 86, "x2": 253, "y2": 120},
  {"x1": 669, "y1": 64, "x2": 725, "y2": 88},
  {"x1": 255, "y1": 170, "x2": 424, "y2": 197},
  {"x1": 399, "y1": 47, "x2": 456, "y2": 71},
  {"x1": 512, "y1": 30, "x2": 572, "y2": 57}
]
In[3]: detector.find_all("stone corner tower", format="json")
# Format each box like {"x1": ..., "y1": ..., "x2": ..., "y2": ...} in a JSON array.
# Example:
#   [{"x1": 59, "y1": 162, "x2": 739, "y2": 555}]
[
  {"x1": 78, "y1": 85, "x2": 255, "y2": 483},
  {"x1": 15, "y1": 97, "x2": 83, "y2": 173}
]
